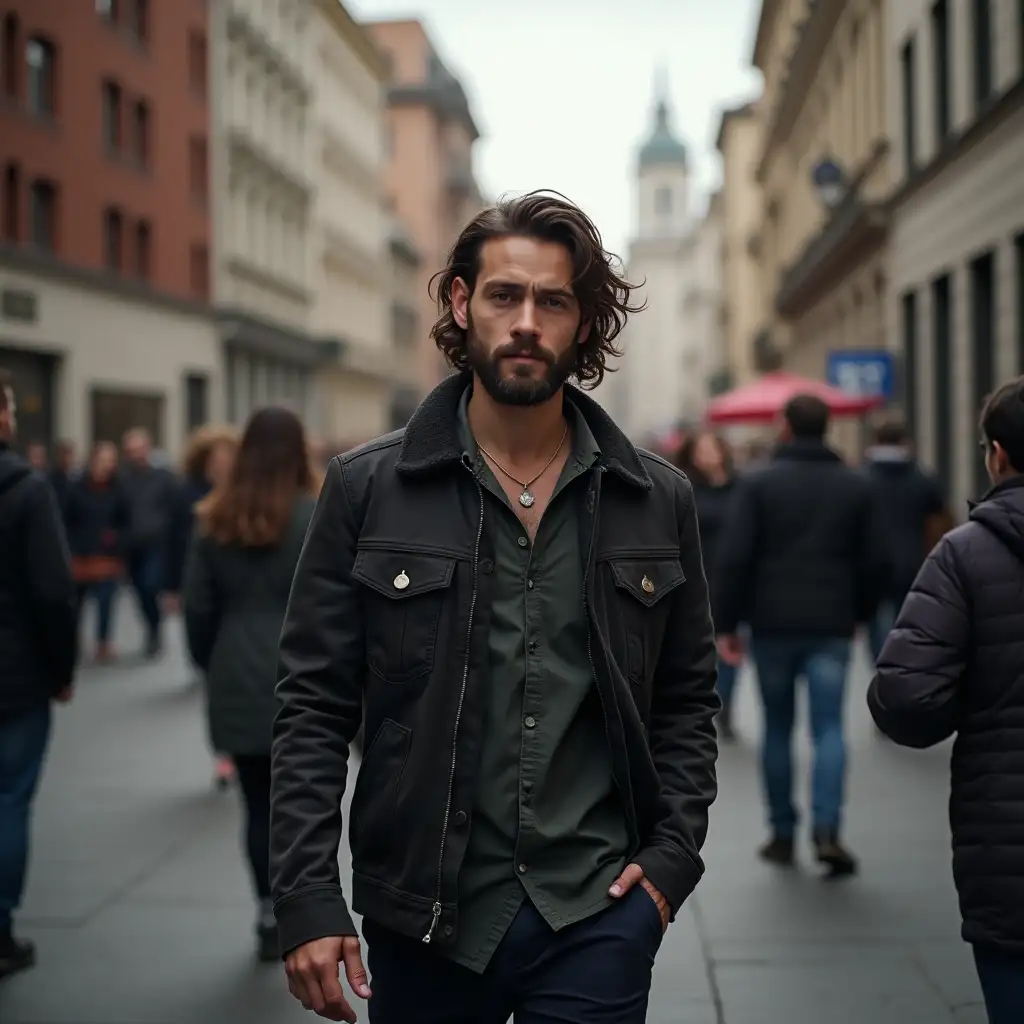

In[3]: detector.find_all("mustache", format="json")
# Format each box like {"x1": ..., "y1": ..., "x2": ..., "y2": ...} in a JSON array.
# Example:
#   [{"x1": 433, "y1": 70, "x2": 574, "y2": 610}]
[{"x1": 492, "y1": 340, "x2": 554, "y2": 364}]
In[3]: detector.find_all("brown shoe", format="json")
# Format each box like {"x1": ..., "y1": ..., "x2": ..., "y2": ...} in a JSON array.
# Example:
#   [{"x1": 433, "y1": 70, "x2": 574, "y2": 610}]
[
  {"x1": 758, "y1": 836, "x2": 795, "y2": 866},
  {"x1": 814, "y1": 833, "x2": 858, "y2": 878}
]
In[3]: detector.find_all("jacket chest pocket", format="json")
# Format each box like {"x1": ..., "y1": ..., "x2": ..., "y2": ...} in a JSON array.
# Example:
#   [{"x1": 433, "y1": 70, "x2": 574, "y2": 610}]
[
  {"x1": 607, "y1": 557, "x2": 686, "y2": 685},
  {"x1": 352, "y1": 549, "x2": 457, "y2": 683}
]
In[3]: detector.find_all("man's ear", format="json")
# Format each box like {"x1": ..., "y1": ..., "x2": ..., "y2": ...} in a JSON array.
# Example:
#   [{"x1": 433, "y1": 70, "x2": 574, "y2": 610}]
[
  {"x1": 993, "y1": 440, "x2": 1012, "y2": 475},
  {"x1": 576, "y1": 318, "x2": 592, "y2": 348},
  {"x1": 452, "y1": 277, "x2": 470, "y2": 330}
]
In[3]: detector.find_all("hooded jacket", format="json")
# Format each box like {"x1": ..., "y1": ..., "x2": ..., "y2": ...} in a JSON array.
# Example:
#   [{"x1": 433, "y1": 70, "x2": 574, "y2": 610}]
[
  {"x1": 868, "y1": 476, "x2": 1024, "y2": 952},
  {"x1": 0, "y1": 444, "x2": 78, "y2": 716}
]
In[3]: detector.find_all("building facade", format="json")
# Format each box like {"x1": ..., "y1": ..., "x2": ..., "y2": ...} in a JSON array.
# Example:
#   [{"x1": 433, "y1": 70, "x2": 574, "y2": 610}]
[
  {"x1": 751, "y1": 0, "x2": 892, "y2": 454},
  {"x1": 210, "y1": 0, "x2": 327, "y2": 429},
  {"x1": 688, "y1": 191, "x2": 727, "y2": 400},
  {"x1": 888, "y1": 0, "x2": 1024, "y2": 511},
  {"x1": 599, "y1": 84, "x2": 707, "y2": 441},
  {"x1": 310, "y1": 0, "x2": 393, "y2": 446},
  {"x1": 387, "y1": 220, "x2": 422, "y2": 430},
  {"x1": 715, "y1": 101, "x2": 764, "y2": 388},
  {"x1": 0, "y1": 0, "x2": 222, "y2": 458},
  {"x1": 366, "y1": 19, "x2": 486, "y2": 398}
]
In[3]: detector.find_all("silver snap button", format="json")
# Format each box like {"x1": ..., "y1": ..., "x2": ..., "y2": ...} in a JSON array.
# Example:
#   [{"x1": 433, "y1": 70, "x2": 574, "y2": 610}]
[
  {"x1": 517, "y1": 863, "x2": 528, "y2": 874},
  {"x1": 524, "y1": 716, "x2": 536, "y2": 729},
  {"x1": 641, "y1": 575, "x2": 654, "y2": 594},
  {"x1": 517, "y1": 536, "x2": 528, "y2": 548},
  {"x1": 394, "y1": 571, "x2": 410, "y2": 590}
]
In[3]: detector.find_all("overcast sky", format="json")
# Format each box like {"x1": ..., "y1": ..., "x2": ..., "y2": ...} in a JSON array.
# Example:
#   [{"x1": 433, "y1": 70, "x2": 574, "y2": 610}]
[{"x1": 347, "y1": 0, "x2": 764, "y2": 260}]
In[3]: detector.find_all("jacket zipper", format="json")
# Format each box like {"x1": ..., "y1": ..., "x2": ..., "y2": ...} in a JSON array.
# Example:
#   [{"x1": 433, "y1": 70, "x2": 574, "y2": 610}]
[{"x1": 423, "y1": 460, "x2": 485, "y2": 943}]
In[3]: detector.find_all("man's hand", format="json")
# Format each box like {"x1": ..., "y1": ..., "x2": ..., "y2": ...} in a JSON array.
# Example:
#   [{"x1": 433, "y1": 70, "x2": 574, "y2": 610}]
[
  {"x1": 717, "y1": 633, "x2": 745, "y2": 667},
  {"x1": 162, "y1": 592, "x2": 181, "y2": 615},
  {"x1": 284, "y1": 935, "x2": 370, "y2": 1022},
  {"x1": 54, "y1": 686, "x2": 73, "y2": 704},
  {"x1": 609, "y1": 862, "x2": 670, "y2": 933}
]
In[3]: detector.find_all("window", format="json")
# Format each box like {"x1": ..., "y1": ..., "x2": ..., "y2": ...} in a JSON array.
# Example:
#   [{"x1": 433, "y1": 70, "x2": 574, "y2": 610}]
[
  {"x1": 654, "y1": 186, "x2": 672, "y2": 216},
  {"x1": 103, "y1": 207, "x2": 123, "y2": 271},
  {"x1": 26, "y1": 37, "x2": 55, "y2": 117},
  {"x1": 1015, "y1": 234, "x2": 1024, "y2": 373},
  {"x1": 2, "y1": 15, "x2": 18, "y2": 98},
  {"x1": 185, "y1": 373, "x2": 209, "y2": 432},
  {"x1": 28, "y1": 179, "x2": 56, "y2": 250},
  {"x1": 900, "y1": 290, "x2": 918, "y2": 441},
  {"x1": 189, "y1": 136, "x2": 208, "y2": 200},
  {"x1": 91, "y1": 388, "x2": 163, "y2": 449},
  {"x1": 130, "y1": 0, "x2": 148, "y2": 43},
  {"x1": 102, "y1": 80, "x2": 122, "y2": 153},
  {"x1": 2, "y1": 163, "x2": 19, "y2": 242},
  {"x1": 972, "y1": 0, "x2": 993, "y2": 108},
  {"x1": 132, "y1": 100, "x2": 150, "y2": 167},
  {"x1": 190, "y1": 242, "x2": 209, "y2": 299},
  {"x1": 134, "y1": 219, "x2": 151, "y2": 278},
  {"x1": 971, "y1": 251, "x2": 996, "y2": 495},
  {"x1": 931, "y1": 274, "x2": 954, "y2": 498},
  {"x1": 188, "y1": 31, "x2": 207, "y2": 96},
  {"x1": 931, "y1": 0, "x2": 952, "y2": 143},
  {"x1": 900, "y1": 36, "x2": 917, "y2": 174}
]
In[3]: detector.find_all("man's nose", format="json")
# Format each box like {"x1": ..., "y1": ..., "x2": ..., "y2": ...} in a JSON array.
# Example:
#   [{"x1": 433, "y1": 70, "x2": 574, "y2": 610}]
[{"x1": 511, "y1": 299, "x2": 540, "y2": 336}]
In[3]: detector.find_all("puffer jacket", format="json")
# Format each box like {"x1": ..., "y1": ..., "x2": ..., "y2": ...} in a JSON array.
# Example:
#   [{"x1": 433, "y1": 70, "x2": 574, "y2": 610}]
[{"x1": 868, "y1": 476, "x2": 1024, "y2": 953}]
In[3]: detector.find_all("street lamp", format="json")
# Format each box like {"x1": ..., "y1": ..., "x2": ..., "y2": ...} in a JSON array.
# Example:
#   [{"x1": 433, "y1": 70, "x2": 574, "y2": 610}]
[{"x1": 811, "y1": 157, "x2": 848, "y2": 210}]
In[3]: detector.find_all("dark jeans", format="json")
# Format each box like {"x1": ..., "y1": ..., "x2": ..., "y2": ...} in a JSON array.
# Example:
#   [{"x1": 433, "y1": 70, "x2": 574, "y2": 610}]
[
  {"x1": 717, "y1": 657, "x2": 739, "y2": 714},
  {"x1": 232, "y1": 754, "x2": 271, "y2": 901},
  {"x1": 128, "y1": 547, "x2": 164, "y2": 641},
  {"x1": 0, "y1": 704, "x2": 52, "y2": 933},
  {"x1": 76, "y1": 580, "x2": 118, "y2": 644},
  {"x1": 867, "y1": 600, "x2": 898, "y2": 663},
  {"x1": 751, "y1": 635, "x2": 851, "y2": 839},
  {"x1": 363, "y1": 885, "x2": 663, "y2": 1023},
  {"x1": 973, "y1": 946, "x2": 1024, "y2": 1024}
]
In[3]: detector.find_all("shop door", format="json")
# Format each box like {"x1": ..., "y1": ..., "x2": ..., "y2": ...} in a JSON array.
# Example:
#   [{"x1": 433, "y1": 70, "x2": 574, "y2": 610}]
[{"x1": 0, "y1": 345, "x2": 56, "y2": 456}]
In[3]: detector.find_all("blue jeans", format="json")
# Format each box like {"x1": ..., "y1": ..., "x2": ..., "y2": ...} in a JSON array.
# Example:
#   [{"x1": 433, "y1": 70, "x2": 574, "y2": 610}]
[
  {"x1": 868, "y1": 601, "x2": 898, "y2": 663},
  {"x1": 973, "y1": 946, "x2": 1024, "y2": 1024},
  {"x1": 77, "y1": 580, "x2": 118, "y2": 644},
  {"x1": 751, "y1": 636, "x2": 852, "y2": 839},
  {"x1": 0, "y1": 704, "x2": 52, "y2": 933},
  {"x1": 128, "y1": 547, "x2": 164, "y2": 640},
  {"x1": 363, "y1": 885, "x2": 663, "y2": 1023}
]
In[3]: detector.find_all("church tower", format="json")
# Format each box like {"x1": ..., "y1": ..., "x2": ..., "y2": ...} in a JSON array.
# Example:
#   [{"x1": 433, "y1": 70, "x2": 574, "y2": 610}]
[{"x1": 635, "y1": 69, "x2": 691, "y2": 240}]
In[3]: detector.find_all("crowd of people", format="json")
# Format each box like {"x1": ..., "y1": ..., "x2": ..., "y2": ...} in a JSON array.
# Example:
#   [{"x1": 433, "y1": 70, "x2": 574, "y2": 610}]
[{"x1": 0, "y1": 189, "x2": 1022, "y2": 1022}]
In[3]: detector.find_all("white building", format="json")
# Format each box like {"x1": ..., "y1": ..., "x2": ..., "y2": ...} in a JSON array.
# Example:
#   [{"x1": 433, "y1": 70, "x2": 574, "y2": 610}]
[
  {"x1": 310, "y1": 0, "x2": 394, "y2": 445},
  {"x1": 888, "y1": 0, "x2": 1024, "y2": 510},
  {"x1": 210, "y1": 0, "x2": 327, "y2": 429},
  {"x1": 598, "y1": 80, "x2": 707, "y2": 441},
  {"x1": 687, "y1": 191, "x2": 727, "y2": 398}
]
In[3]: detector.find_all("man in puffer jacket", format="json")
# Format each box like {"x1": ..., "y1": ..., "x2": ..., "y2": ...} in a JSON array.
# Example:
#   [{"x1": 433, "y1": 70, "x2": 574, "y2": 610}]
[{"x1": 868, "y1": 375, "x2": 1024, "y2": 1024}]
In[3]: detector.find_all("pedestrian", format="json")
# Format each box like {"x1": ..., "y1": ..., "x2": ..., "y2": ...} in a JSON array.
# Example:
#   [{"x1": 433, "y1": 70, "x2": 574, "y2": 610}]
[
  {"x1": 65, "y1": 441, "x2": 131, "y2": 663},
  {"x1": 677, "y1": 430, "x2": 741, "y2": 739},
  {"x1": 868, "y1": 377, "x2": 1024, "y2": 1023},
  {"x1": 48, "y1": 440, "x2": 78, "y2": 518},
  {"x1": 183, "y1": 407, "x2": 320, "y2": 963},
  {"x1": 271, "y1": 190, "x2": 721, "y2": 1023},
  {"x1": 714, "y1": 394, "x2": 889, "y2": 877},
  {"x1": 0, "y1": 369, "x2": 77, "y2": 980},
  {"x1": 119, "y1": 427, "x2": 178, "y2": 657},
  {"x1": 861, "y1": 415, "x2": 950, "y2": 661}
]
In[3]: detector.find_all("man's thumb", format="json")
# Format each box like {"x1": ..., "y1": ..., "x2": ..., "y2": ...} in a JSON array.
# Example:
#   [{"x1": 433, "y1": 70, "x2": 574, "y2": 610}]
[
  {"x1": 609, "y1": 862, "x2": 645, "y2": 898},
  {"x1": 342, "y1": 941, "x2": 371, "y2": 1000}
]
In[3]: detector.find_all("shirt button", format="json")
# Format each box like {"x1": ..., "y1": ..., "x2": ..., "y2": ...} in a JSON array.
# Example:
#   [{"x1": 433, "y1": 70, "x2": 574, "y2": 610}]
[
  {"x1": 517, "y1": 536, "x2": 528, "y2": 548},
  {"x1": 454, "y1": 810, "x2": 468, "y2": 826},
  {"x1": 524, "y1": 716, "x2": 536, "y2": 729},
  {"x1": 527, "y1": 579, "x2": 534, "y2": 589},
  {"x1": 481, "y1": 559, "x2": 494, "y2": 574},
  {"x1": 518, "y1": 863, "x2": 528, "y2": 874}
]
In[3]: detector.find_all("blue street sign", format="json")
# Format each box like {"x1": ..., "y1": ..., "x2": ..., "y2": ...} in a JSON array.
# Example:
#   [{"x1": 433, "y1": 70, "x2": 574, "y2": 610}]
[{"x1": 826, "y1": 350, "x2": 895, "y2": 400}]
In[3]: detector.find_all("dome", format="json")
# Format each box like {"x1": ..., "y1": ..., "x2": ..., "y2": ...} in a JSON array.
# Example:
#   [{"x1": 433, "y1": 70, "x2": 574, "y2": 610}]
[{"x1": 639, "y1": 99, "x2": 688, "y2": 169}]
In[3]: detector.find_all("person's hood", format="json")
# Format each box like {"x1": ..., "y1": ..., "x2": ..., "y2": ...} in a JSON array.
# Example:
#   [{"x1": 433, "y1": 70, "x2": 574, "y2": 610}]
[
  {"x1": 0, "y1": 444, "x2": 33, "y2": 498},
  {"x1": 969, "y1": 476, "x2": 1024, "y2": 562}
]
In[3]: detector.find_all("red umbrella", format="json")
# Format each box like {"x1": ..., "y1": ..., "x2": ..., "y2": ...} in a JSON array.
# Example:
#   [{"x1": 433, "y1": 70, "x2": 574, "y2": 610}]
[{"x1": 705, "y1": 370, "x2": 883, "y2": 425}]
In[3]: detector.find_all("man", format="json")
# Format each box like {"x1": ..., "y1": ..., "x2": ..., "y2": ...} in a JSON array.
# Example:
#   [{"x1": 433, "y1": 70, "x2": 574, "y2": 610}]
[
  {"x1": 0, "y1": 369, "x2": 77, "y2": 979},
  {"x1": 861, "y1": 416, "x2": 949, "y2": 660},
  {"x1": 271, "y1": 191, "x2": 720, "y2": 1023},
  {"x1": 714, "y1": 394, "x2": 887, "y2": 877},
  {"x1": 868, "y1": 377, "x2": 1024, "y2": 1023},
  {"x1": 120, "y1": 427, "x2": 178, "y2": 656}
]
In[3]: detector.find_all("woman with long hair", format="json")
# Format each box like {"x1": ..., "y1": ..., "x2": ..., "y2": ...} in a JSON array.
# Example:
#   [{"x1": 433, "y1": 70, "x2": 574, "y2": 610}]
[
  {"x1": 677, "y1": 430, "x2": 741, "y2": 739},
  {"x1": 183, "y1": 407, "x2": 319, "y2": 962}
]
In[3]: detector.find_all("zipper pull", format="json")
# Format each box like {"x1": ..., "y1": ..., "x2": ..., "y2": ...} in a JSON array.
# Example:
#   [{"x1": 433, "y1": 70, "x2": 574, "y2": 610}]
[{"x1": 422, "y1": 902, "x2": 442, "y2": 943}]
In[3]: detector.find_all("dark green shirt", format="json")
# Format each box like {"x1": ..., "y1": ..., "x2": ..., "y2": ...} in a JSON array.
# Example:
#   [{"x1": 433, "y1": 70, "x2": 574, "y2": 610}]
[{"x1": 449, "y1": 387, "x2": 629, "y2": 973}]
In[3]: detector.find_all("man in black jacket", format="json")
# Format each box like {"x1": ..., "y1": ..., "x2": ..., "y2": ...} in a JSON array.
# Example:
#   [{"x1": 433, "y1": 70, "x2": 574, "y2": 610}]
[
  {"x1": 869, "y1": 376, "x2": 1024, "y2": 1024},
  {"x1": 0, "y1": 369, "x2": 77, "y2": 980},
  {"x1": 271, "y1": 191, "x2": 720, "y2": 1023},
  {"x1": 714, "y1": 395, "x2": 887, "y2": 877}
]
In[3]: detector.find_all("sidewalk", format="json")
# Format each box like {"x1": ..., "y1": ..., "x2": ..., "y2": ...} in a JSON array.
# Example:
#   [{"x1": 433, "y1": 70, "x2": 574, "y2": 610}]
[{"x1": 0, "y1": 612, "x2": 986, "y2": 1023}]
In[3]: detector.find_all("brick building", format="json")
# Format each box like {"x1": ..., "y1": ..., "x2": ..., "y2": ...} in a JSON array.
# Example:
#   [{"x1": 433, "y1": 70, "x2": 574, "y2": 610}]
[{"x1": 0, "y1": 0, "x2": 222, "y2": 459}]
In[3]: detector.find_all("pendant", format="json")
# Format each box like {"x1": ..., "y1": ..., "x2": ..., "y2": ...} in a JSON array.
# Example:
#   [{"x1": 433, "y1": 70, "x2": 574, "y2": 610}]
[{"x1": 519, "y1": 489, "x2": 535, "y2": 508}]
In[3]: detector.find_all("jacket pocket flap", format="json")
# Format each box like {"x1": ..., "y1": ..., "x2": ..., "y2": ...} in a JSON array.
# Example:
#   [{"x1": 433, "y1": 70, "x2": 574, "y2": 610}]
[
  {"x1": 352, "y1": 550, "x2": 457, "y2": 600},
  {"x1": 609, "y1": 557, "x2": 685, "y2": 608}
]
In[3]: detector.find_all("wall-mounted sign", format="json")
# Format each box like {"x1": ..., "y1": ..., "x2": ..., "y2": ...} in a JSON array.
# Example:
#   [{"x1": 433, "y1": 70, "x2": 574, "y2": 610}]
[
  {"x1": 827, "y1": 350, "x2": 895, "y2": 400},
  {"x1": 1, "y1": 288, "x2": 38, "y2": 323}
]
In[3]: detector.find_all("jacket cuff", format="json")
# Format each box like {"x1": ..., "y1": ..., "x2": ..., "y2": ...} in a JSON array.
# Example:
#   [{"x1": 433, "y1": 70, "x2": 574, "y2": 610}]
[
  {"x1": 633, "y1": 844, "x2": 702, "y2": 920},
  {"x1": 274, "y1": 886, "x2": 357, "y2": 957}
]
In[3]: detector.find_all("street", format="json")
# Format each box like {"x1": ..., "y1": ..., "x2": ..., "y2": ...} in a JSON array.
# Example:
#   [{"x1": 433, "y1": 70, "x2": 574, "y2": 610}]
[{"x1": 0, "y1": 609, "x2": 988, "y2": 1024}]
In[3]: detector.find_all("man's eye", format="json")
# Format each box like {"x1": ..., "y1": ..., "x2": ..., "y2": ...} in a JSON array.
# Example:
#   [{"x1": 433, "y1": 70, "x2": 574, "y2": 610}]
[
  {"x1": 545, "y1": 297, "x2": 566, "y2": 308},
  {"x1": 492, "y1": 292, "x2": 511, "y2": 302}
]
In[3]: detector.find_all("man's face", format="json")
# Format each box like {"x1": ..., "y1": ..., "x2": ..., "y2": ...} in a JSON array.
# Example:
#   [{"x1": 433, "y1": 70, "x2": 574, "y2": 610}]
[
  {"x1": 452, "y1": 236, "x2": 591, "y2": 406},
  {"x1": 26, "y1": 442, "x2": 47, "y2": 469},
  {"x1": 123, "y1": 433, "x2": 150, "y2": 465},
  {"x1": 0, "y1": 388, "x2": 15, "y2": 439}
]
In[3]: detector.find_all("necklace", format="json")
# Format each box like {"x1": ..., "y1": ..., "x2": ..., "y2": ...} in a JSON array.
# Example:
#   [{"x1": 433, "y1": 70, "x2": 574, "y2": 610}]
[{"x1": 476, "y1": 421, "x2": 569, "y2": 508}]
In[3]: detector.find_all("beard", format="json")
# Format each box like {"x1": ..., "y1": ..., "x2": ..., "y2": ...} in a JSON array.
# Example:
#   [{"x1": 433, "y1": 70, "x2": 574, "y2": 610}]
[{"x1": 465, "y1": 312, "x2": 579, "y2": 407}]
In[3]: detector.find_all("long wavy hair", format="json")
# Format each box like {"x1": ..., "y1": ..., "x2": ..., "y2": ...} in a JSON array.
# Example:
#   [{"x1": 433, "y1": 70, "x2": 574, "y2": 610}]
[
  {"x1": 429, "y1": 190, "x2": 645, "y2": 389},
  {"x1": 196, "y1": 407, "x2": 318, "y2": 547}
]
